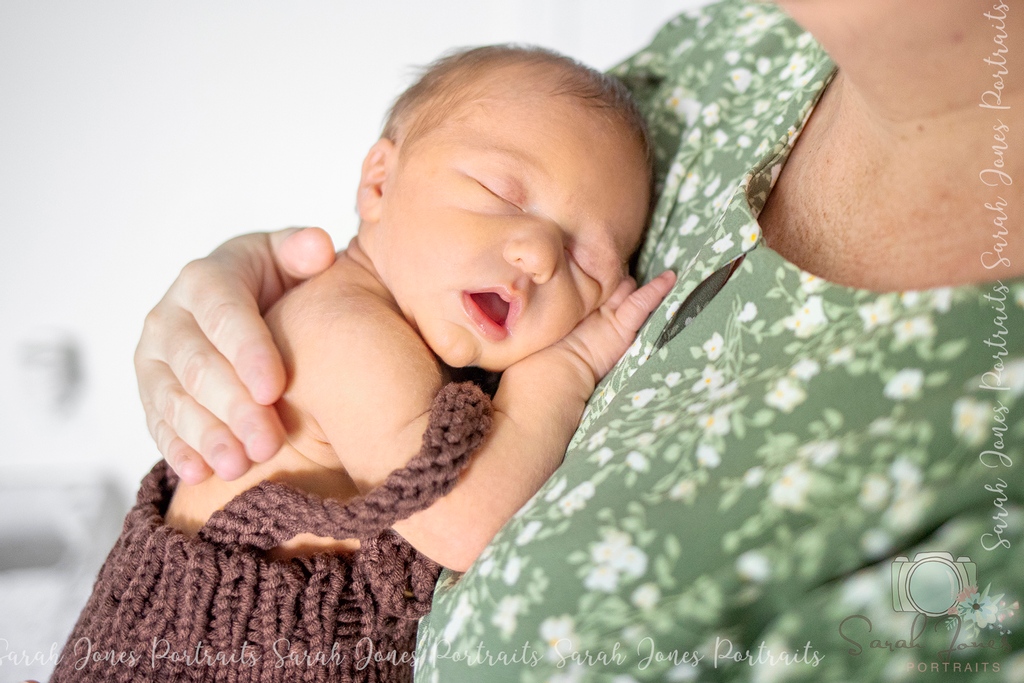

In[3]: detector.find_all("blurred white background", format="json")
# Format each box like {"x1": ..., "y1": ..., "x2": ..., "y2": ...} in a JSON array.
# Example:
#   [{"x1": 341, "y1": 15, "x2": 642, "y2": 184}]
[{"x1": 0, "y1": 1, "x2": 713, "y2": 679}]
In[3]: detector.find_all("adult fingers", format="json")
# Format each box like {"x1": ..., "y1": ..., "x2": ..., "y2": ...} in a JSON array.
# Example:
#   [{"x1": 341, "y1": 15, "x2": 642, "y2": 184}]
[
  {"x1": 174, "y1": 256, "x2": 288, "y2": 407},
  {"x1": 271, "y1": 226, "x2": 337, "y2": 283}
]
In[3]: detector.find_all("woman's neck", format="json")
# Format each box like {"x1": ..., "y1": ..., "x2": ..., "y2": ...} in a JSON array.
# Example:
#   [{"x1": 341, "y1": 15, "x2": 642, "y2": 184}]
[{"x1": 760, "y1": 0, "x2": 1023, "y2": 290}]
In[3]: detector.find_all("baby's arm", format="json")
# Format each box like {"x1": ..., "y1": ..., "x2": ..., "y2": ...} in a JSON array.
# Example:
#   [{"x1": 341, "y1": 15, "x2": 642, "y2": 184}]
[{"x1": 391, "y1": 271, "x2": 676, "y2": 571}]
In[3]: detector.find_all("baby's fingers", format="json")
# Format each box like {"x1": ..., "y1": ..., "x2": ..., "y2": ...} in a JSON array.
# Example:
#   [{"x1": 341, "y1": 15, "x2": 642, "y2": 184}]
[
  {"x1": 604, "y1": 276, "x2": 638, "y2": 311},
  {"x1": 613, "y1": 270, "x2": 676, "y2": 333}
]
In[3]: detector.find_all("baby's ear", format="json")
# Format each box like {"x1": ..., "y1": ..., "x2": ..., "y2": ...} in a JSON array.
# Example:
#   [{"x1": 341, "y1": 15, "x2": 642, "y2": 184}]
[{"x1": 356, "y1": 138, "x2": 397, "y2": 223}]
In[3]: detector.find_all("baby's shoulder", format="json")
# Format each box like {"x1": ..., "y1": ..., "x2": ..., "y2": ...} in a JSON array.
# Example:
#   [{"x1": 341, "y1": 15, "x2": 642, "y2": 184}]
[
  {"x1": 273, "y1": 256, "x2": 429, "y2": 360},
  {"x1": 268, "y1": 256, "x2": 444, "y2": 422}
]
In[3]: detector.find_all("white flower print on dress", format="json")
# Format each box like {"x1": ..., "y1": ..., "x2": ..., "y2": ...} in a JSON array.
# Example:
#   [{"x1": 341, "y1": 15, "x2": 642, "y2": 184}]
[
  {"x1": 585, "y1": 530, "x2": 648, "y2": 592},
  {"x1": 594, "y1": 446, "x2": 615, "y2": 466},
  {"x1": 680, "y1": 173, "x2": 701, "y2": 201},
  {"x1": 692, "y1": 365, "x2": 725, "y2": 393},
  {"x1": 861, "y1": 529, "x2": 893, "y2": 558},
  {"x1": 492, "y1": 596, "x2": 522, "y2": 639},
  {"x1": 653, "y1": 412, "x2": 676, "y2": 430},
  {"x1": 703, "y1": 332, "x2": 725, "y2": 360},
  {"x1": 765, "y1": 377, "x2": 807, "y2": 412},
  {"x1": 702, "y1": 102, "x2": 721, "y2": 126},
  {"x1": 889, "y1": 458, "x2": 922, "y2": 495},
  {"x1": 663, "y1": 245, "x2": 680, "y2": 268},
  {"x1": 584, "y1": 564, "x2": 620, "y2": 592},
  {"x1": 789, "y1": 358, "x2": 821, "y2": 381},
  {"x1": 931, "y1": 288, "x2": 954, "y2": 312},
  {"x1": 587, "y1": 426, "x2": 609, "y2": 450},
  {"x1": 626, "y1": 451, "x2": 650, "y2": 472},
  {"x1": 631, "y1": 388, "x2": 658, "y2": 408},
  {"x1": 503, "y1": 556, "x2": 522, "y2": 585},
  {"x1": 617, "y1": 546, "x2": 648, "y2": 578},
  {"x1": 442, "y1": 594, "x2": 473, "y2": 643},
  {"x1": 668, "y1": 89, "x2": 701, "y2": 127},
  {"x1": 859, "y1": 474, "x2": 891, "y2": 511},
  {"x1": 631, "y1": 583, "x2": 661, "y2": 610},
  {"x1": 712, "y1": 234, "x2": 735, "y2": 253},
  {"x1": 827, "y1": 346, "x2": 855, "y2": 366},
  {"x1": 679, "y1": 214, "x2": 699, "y2": 235},
  {"x1": 893, "y1": 315, "x2": 936, "y2": 344},
  {"x1": 781, "y1": 53, "x2": 809, "y2": 81},
  {"x1": 799, "y1": 271, "x2": 824, "y2": 293},
  {"x1": 952, "y1": 397, "x2": 993, "y2": 446},
  {"x1": 798, "y1": 439, "x2": 840, "y2": 466},
  {"x1": 541, "y1": 615, "x2": 580, "y2": 662},
  {"x1": 516, "y1": 520, "x2": 543, "y2": 546},
  {"x1": 730, "y1": 67, "x2": 753, "y2": 93},
  {"x1": 885, "y1": 492, "x2": 929, "y2": 531},
  {"x1": 783, "y1": 295, "x2": 828, "y2": 337},
  {"x1": 739, "y1": 223, "x2": 760, "y2": 251},
  {"x1": 696, "y1": 443, "x2": 722, "y2": 468},
  {"x1": 558, "y1": 481, "x2": 595, "y2": 516},
  {"x1": 736, "y1": 550, "x2": 771, "y2": 583},
  {"x1": 769, "y1": 462, "x2": 812, "y2": 510},
  {"x1": 698, "y1": 405, "x2": 734, "y2": 435},
  {"x1": 868, "y1": 417, "x2": 895, "y2": 435},
  {"x1": 737, "y1": 302, "x2": 758, "y2": 322},
  {"x1": 664, "y1": 371, "x2": 682, "y2": 387},
  {"x1": 669, "y1": 478, "x2": 697, "y2": 501},
  {"x1": 1001, "y1": 357, "x2": 1024, "y2": 395},
  {"x1": 858, "y1": 298, "x2": 896, "y2": 330},
  {"x1": 544, "y1": 476, "x2": 567, "y2": 502},
  {"x1": 744, "y1": 466, "x2": 765, "y2": 488},
  {"x1": 883, "y1": 369, "x2": 924, "y2": 400},
  {"x1": 708, "y1": 380, "x2": 739, "y2": 401}
]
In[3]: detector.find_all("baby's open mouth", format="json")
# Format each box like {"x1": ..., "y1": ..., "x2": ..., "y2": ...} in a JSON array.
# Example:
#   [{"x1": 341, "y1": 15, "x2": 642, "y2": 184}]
[{"x1": 469, "y1": 291, "x2": 510, "y2": 327}]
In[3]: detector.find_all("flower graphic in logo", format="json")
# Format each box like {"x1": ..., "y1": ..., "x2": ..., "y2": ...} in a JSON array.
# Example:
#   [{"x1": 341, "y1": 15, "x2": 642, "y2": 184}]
[{"x1": 946, "y1": 584, "x2": 1018, "y2": 639}]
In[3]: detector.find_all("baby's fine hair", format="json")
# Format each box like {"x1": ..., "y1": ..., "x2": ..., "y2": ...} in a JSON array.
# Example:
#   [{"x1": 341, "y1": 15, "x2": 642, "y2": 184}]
[{"x1": 381, "y1": 44, "x2": 653, "y2": 174}]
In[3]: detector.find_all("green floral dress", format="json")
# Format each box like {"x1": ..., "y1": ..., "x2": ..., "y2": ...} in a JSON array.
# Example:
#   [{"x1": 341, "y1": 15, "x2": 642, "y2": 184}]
[{"x1": 415, "y1": 2, "x2": 1024, "y2": 681}]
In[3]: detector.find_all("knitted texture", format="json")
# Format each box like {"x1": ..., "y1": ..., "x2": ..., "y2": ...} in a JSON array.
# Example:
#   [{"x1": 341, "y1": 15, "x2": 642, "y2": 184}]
[{"x1": 50, "y1": 382, "x2": 492, "y2": 683}]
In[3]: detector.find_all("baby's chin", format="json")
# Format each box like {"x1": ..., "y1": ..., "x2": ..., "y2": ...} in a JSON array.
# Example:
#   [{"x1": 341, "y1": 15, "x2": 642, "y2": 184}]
[{"x1": 433, "y1": 336, "x2": 518, "y2": 374}]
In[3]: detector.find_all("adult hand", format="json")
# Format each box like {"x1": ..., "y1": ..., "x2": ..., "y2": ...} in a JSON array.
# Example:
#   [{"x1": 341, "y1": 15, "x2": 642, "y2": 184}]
[{"x1": 135, "y1": 227, "x2": 336, "y2": 484}]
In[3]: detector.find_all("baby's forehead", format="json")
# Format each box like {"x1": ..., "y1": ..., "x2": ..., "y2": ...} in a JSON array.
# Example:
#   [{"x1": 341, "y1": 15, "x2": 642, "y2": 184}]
[{"x1": 402, "y1": 63, "x2": 580, "y2": 136}]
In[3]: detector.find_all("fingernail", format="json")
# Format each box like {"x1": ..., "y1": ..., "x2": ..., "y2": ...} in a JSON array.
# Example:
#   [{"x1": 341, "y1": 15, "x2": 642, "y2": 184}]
[
  {"x1": 245, "y1": 429, "x2": 278, "y2": 462},
  {"x1": 177, "y1": 455, "x2": 207, "y2": 485},
  {"x1": 247, "y1": 367, "x2": 279, "y2": 406},
  {"x1": 209, "y1": 442, "x2": 229, "y2": 465}
]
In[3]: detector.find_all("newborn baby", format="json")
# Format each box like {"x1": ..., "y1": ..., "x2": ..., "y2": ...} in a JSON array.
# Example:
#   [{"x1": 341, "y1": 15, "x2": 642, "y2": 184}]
[
  {"x1": 52, "y1": 45, "x2": 673, "y2": 683},
  {"x1": 167, "y1": 45, "x2": 674, "y2": 571}
]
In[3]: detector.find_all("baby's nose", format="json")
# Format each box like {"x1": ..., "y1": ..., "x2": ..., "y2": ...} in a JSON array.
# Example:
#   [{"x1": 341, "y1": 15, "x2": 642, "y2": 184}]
[{"x1": 502, "y1": 227, "x2": 562, "y2": 285}]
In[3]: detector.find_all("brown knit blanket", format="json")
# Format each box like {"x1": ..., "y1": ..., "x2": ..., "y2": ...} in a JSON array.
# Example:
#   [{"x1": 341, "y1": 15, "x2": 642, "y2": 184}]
[{"x1": 50, "y1": 382, "x2": 492, "y2": 683}]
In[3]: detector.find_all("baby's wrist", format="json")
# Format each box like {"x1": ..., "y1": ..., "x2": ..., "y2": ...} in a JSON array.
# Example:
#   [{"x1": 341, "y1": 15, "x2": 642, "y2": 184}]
[{"x1": 545, "y1": 341, "x2": 599, "y2": 398}]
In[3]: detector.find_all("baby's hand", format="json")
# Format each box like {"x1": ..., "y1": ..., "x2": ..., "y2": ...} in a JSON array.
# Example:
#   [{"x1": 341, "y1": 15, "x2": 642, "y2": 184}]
[{"x1": 555, "y1": 270, "x2": 676, "y2": 385}]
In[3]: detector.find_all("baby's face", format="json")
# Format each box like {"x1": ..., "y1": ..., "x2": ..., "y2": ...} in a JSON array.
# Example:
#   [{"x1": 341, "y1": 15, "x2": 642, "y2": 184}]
[{"x1": 363, "y1": 70, "x2": 650, "y2": 371}]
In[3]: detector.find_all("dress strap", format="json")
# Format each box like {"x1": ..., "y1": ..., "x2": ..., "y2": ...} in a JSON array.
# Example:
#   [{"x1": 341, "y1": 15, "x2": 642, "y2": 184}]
[{"x1": 196, "y1": 381, "x2": 492, "y2": 550}]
